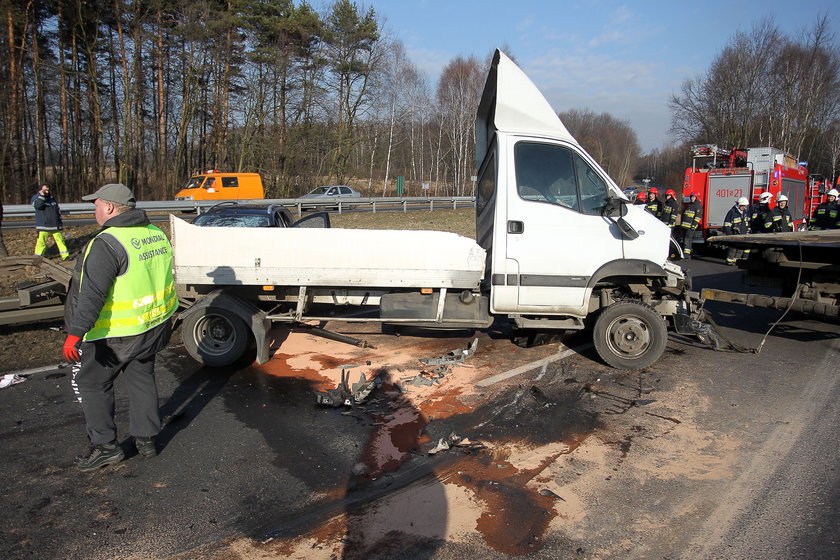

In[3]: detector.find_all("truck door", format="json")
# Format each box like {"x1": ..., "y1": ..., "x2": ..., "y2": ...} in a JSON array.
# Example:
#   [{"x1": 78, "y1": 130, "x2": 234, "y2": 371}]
[{"x1": 505, "y1": 140, "x2": 623, "y2": 312}]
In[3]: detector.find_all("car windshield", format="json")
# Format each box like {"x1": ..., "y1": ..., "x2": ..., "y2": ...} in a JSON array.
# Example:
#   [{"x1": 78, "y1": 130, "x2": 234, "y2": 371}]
[
  {"x1": 308, "y1": 187, "x2": 331, "y2": 195},
  {"x1": 192, "y1": 214, "x2": 270, "y2": 227},
  {"x1": 183, "y1": 176, "x2": 205, "y2": 189}
]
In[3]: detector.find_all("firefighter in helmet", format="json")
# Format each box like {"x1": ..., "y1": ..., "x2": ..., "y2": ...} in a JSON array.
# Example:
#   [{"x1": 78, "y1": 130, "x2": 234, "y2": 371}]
[
  {"x1": 633, "y1": 191, "x2": 647, "y2": 205},
  {"x1": 662, "y1": 189, "x2": 680, "y2": 228},
  {"x1": 678, "y1": 192, "x2": 703, "y2": 258},
  {"x1": 809, "y1": 188, "x2": 839, "y2": 230},
  {"x1": 750, "y1": 191, "x2": 776, "y2": 233},
  {"x1": 645, "y1": 187, "x2": 663, "y2": 219},
  {"x1": 771, "y1": 194, "x2": 793, "y2": 232},
  {"x1": 723, "y1": 197, "x2": 749, "y2": 265}
]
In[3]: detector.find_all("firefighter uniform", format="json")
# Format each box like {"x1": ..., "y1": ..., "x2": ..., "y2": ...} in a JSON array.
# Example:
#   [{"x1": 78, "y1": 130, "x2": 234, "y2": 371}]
[
  {"x1": 770, "y1": 205, "x2": 793, "y2": 232},
  {"x1": 679, "y1": 194, "x2": 703, "y2": 258},
  {"x1": 723, "y1": 201, "x2": 749, "y2": 265},
  {"x1": 662, "y1": 191, "x2": 680, "y2": 228},
  {"x1": 645, "y1": 198, "x2": 663, "y2": 219},
  {"x1": 809, "y1": 200, "x2": 839, "y2": 230},
  {"x1": 749, "y1": 200, "x2": 775, "y2": 234}
]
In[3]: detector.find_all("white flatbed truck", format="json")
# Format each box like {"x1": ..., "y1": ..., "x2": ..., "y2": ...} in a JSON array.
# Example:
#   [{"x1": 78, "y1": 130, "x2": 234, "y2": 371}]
[{"x1": 174, "y1": 50, "x2": 696, "y2": 370}]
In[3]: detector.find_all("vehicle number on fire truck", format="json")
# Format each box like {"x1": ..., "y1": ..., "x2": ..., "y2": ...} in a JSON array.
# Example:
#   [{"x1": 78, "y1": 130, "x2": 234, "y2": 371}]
[{"x1": 716, "y1": 189, "x2": 744, "y2": 198}]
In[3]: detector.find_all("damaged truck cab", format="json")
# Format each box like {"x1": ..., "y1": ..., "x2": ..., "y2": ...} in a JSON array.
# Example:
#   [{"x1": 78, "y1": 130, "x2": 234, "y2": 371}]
[
  {"x1": 474, "y1": 50, "x2": 691, "y2": 367},
  {"x1": 175, "y1": 50, "x2": 694, "y2": 370}
]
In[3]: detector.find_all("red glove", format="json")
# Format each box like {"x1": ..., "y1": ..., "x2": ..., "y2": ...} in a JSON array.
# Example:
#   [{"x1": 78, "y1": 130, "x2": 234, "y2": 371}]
[{"x1": 63, "y1": 335, "x2": 82, "y2": 362}]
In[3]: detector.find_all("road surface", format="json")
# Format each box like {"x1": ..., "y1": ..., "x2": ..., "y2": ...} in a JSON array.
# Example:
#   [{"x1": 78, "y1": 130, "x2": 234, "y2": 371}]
[{"x1": 0, "y1": 256, "x2": 837, "y2": 559}]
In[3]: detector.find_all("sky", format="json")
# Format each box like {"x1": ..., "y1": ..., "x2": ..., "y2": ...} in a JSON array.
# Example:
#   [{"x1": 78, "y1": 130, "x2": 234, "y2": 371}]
[{"x1": 363, "y1": 0, "x2": 839, "y2": 153}]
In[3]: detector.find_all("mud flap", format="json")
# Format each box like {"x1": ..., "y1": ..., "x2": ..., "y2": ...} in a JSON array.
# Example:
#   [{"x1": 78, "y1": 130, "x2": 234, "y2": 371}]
[{"x1": 671, "y1": 310, "x2": 753, "y2": 353}]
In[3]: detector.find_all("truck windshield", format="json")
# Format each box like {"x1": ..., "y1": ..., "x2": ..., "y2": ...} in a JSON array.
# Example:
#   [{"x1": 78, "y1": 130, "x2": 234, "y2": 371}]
[
  {"x1": 183, "y1": 176, "x2": 206, "y2": 189},
  {"x1": 192, "y1": 214, "x2": 271, "y2": 227}
]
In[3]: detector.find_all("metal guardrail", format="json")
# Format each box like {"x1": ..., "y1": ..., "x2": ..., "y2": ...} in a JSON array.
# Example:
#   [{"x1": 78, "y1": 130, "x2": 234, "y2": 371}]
[{"x1": 2, "y1": 196, "x2": 476, "y2": 219}]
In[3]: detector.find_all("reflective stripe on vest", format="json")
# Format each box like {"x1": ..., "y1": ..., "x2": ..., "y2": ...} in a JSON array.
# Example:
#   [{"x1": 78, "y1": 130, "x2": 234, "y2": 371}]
[{"x1": 81, "y1": 225, "x2": 177, "y2": 341}]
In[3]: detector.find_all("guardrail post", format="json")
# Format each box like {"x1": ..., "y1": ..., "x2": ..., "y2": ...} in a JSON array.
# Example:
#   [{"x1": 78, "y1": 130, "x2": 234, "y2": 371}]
[
  {"x1": 338, "y1": 201, "x2": 342, "y2": 214},
  {"x1": 430, "y1": 199, "x2": 434, "y2": 212},
  {"x1": 452, "y1": 198, "x2": 457, "y2": 210},
  {"x1": 372, "y1": 201, "x2": 376, "y2": 213},
  {"x1": 403, "y1": 200, "x2": 407, "y2": 212}
]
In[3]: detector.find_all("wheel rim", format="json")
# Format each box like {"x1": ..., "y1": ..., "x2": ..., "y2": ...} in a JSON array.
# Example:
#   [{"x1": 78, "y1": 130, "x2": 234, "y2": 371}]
[
  {"x1": 192, "y1": 314, "x2": 238, "y2": 358},
  {"x1": 605, "y1": 315, "x2": 651, "y2": 358}
]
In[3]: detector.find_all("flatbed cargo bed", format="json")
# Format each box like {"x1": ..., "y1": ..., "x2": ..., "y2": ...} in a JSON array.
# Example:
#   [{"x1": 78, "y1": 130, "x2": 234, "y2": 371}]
[
  {"x1": 171, "y1": 216, "x2": 486, "y2": 290},
  {"x1": 710, "y1": 230, "x2": 840, "y2": 249}
]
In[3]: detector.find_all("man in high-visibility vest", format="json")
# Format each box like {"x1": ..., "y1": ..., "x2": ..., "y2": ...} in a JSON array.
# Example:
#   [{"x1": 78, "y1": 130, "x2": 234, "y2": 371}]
[{"x1": 63, "y1": 183, "x2": 178, "y2": 471}]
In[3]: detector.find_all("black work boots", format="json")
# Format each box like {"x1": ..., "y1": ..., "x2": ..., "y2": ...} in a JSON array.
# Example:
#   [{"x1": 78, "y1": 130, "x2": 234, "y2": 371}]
[
  {"x1": 134, "y1": 436, "x2": 157, "y2": 458},
  {"x1": 75, "y1": 443, "x2": 125, "y2": 472}
]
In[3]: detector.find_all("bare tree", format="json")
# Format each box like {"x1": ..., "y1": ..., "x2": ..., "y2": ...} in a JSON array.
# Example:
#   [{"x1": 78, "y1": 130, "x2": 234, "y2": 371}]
[
  {"x1": 436, "y1": 55, "x2": 483, "y2": 196},
  {"x1": 561, "y1": 109, "x2": 641, "y2": 187},
  {"x1": 669, "y1": 14, "x2": 840, "y2": 177}
]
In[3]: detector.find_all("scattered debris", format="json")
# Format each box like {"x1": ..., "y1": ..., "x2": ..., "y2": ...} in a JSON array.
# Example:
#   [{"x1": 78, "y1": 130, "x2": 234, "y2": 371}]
[
  {"x1": 538, "y1": 488, "x2": 566, "y2": 501},
  {"x1": 0, "y1": 374, "x2": 27, "y2": 389},
  {"x1": 419, "y1": 338, "x2": 478, "y2": 366},
  {"x1": 351, "y1": 462, "x2": 368, "y2": 476},
  {"x1": 315, "y1": 369, "x2": 381, "y2": 407},
  {"x1": 427, "y1": 432, "x2": 482, "y2": 455}
]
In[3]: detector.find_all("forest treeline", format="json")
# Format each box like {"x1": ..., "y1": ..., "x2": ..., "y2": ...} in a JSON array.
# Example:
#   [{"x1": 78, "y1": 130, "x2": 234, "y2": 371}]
[{"x1": 1, "y1": 1, "x2": 838, "y2": 205}]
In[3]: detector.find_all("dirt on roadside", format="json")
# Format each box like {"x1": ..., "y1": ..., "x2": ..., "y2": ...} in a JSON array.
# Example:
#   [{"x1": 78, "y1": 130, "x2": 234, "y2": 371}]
[{"x1": 1, "y1": 224, "x2": 104, "y2": 372}]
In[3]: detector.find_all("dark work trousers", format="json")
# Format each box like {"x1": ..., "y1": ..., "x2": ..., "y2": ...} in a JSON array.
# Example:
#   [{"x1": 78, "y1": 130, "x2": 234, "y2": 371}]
[
  {"x1": 680, "y1": 227, "x2": 698, "y2": 256},
  {"x1": 75, "y1": 341, "x2": 161, "y2": 446}
]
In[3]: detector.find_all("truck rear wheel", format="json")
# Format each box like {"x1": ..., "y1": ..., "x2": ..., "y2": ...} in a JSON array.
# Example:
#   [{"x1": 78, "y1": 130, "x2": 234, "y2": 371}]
[
  {"x1": 182, "y1": 306, "x2": 249, "y2": 367},
  {"x1": 593, "y1": 301, "x2": 667, "y2": 369}
]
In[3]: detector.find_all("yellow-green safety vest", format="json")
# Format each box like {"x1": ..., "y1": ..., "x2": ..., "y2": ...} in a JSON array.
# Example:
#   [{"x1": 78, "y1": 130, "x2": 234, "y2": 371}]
[{"x1": 80, "y1": 224, "x2": 177, "y2": 341}]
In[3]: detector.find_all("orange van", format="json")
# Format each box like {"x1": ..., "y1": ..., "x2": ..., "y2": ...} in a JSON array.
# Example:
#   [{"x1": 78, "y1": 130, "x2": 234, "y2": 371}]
[{"x1": 174, "y1": 171, "x2": 264, "y2": 201}]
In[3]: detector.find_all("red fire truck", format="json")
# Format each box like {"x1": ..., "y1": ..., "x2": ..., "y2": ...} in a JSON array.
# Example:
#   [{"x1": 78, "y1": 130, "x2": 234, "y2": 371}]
[{"x1": 682, "y1": 144, "x2": 821, "y2": 241}]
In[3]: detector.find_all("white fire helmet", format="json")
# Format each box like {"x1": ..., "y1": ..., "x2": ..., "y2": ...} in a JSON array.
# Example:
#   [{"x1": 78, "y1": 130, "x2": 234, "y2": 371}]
[
  {"x1": 828, "y1": 189, "x2": 839, "y2": 197},
  {"x1": 777, "y1": 194, "x2": 788, "y2": 202},
  {"x1": 737, "y1": 197, "x2": 748, "y2": 206},
  {"x1": 759, "y1": 192, "x2": 773, "y2": 203}
]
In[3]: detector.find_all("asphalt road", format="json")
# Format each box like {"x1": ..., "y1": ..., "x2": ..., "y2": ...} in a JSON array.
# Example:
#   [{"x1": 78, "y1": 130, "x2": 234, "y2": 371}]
[{"x1": 0, "y1": 256, "x2": 837, "y2": 559}]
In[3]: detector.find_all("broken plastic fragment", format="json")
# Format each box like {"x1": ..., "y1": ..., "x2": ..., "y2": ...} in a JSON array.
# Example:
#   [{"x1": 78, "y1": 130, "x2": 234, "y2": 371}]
[
  {"x1": 428, "y1": 439, "x2": 450, "y2": 454},
  {"x1": 419, "y1": 338, "x2": 479, "y2": 365},
  {"x1": 0, "y1": 374, "x2": 27, "y2": 389}
]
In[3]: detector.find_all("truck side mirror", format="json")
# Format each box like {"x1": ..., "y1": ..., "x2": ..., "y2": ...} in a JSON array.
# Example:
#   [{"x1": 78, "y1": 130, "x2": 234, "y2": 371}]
[{"x1": 616, "y1": 217, "x2": 640, "y2": 240}]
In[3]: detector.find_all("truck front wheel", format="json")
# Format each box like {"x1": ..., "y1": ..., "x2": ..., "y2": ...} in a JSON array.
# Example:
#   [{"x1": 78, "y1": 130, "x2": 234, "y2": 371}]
[
  {"x1": 593, "y1": 301, "x2": 667, "y2": 369},
  {"x1": 182, "y1": 306, "x2": 249, "y2": 367}
]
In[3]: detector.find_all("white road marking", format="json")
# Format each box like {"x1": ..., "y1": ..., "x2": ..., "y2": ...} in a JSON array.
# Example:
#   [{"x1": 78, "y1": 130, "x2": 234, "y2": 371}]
[{"x1": 476, "y1": 343, "x2": 593, "y2": 387}]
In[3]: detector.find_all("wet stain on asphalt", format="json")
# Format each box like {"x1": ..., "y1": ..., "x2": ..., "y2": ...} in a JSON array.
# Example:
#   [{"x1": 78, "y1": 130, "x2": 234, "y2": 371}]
[
  {"x1": 354, "y1": 375, "x2": 429, "y2": 483},
  {"x1": 260, "y1": 352, "x2": 336, "y2": 392}
]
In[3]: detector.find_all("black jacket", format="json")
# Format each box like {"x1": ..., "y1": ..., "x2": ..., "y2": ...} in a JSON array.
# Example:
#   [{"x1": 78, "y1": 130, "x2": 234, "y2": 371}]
[
  {"x1": 680, "y1": 200, "x2": 703, "y2": 230},
  {"x1": 64, "y1": 208, "x2": 172, "y2": 361},
  {"x1": 749, "y1": 203, "x2": 774, "y2": 233},
  {"x1": 770, "y1": 206, "x2": 793, "y2": 232},
  {"x1": 645, "y1": 198, "x2": 663, "y2": 219},
  {"x1": 723, "y1": 205, "x2": 748, "y2": 235},
  {"x1": 662, "y1": 197, "x2": 680, "y2": 227},
  {"x1": 810, "y1": 201, "x2": 839, "y2": 230}
]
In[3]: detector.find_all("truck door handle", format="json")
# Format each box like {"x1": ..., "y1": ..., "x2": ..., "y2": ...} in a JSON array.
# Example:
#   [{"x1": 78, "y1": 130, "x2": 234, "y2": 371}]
[{"x1": 508, "y1": 220, "x2": 524, "y2": 234}]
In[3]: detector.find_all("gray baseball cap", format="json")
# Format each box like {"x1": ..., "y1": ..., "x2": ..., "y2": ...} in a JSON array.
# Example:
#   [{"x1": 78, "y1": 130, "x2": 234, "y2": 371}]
[{"x1": 82, "y1": 183, "x2": 136, "y2": 207}]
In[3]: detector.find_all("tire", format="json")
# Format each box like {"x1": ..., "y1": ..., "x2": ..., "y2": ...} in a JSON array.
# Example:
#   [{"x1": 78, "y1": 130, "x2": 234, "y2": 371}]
[
  {"x1": 182, "y1": 306, "x2": 249, "y2": 367},
  {"x1": 593, "y1": 300, "x2": 667, "y2": 369}
]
